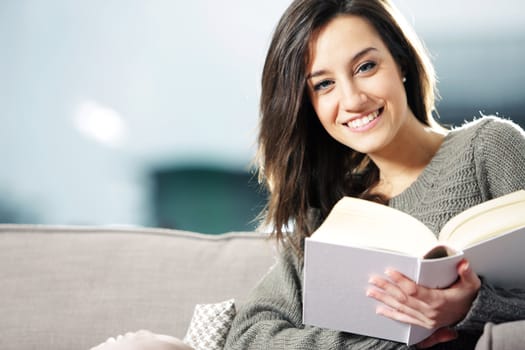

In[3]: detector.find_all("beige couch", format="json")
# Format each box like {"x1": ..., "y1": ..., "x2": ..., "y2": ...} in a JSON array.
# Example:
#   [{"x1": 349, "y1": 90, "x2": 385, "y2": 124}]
[{"x1": 0, "y1": 224, "x2": 276, "y2": 350}]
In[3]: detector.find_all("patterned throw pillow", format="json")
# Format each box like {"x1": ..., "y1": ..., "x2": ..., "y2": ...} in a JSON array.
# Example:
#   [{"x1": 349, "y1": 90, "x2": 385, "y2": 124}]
[{"x1": 183, "y1": 299, "x2": 236, "y2": 350}]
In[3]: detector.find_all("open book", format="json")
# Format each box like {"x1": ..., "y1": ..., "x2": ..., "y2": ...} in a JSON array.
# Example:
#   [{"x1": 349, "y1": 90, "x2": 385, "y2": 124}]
[{"x1": 303, "y1": 190, "x2": 525, "y2": 345}]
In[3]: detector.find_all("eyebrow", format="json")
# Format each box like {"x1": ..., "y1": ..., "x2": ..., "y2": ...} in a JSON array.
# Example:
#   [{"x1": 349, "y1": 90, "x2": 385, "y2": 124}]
[{"x1": 306, "y1": 47, "x2": 378, "y2": 80}]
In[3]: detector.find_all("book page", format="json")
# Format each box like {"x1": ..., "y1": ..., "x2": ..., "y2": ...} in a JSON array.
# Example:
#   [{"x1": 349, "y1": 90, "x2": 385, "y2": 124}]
[
  {"x1": 417, "y1": 254, "x2": 464, "y2": 288},
  {"x1": 311, "y1": 197, "x2": 438, "y2": 257},
  {"x1": 438, "y1": 190, "x2": 525, "y2": 249}
]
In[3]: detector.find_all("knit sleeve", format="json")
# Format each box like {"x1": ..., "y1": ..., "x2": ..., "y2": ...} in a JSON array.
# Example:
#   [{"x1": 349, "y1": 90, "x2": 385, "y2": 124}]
[
  {"x1": 456, "y1": 278, "x2": 525, "y2": 331},
  {"x1": 456, "y1": 117, "x2": 525, "y2": 330},
  {"x1": 474, "y1": 117, "x2": 525, "y2": 198},
  {"x1": 224, "y1": 244, "x2": 411, "y2": 350}
]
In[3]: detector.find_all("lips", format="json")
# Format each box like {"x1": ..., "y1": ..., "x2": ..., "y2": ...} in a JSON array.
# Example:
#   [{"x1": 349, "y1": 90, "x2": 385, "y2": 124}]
[{"x1": 346, "y1": 107, "x2": 383, "y2": 129}]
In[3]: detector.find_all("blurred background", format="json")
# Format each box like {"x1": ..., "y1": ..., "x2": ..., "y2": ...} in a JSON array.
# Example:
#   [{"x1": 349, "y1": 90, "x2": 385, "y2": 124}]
[{"x1": 1, "y1": 0, "x2": 524, "y2": 233}]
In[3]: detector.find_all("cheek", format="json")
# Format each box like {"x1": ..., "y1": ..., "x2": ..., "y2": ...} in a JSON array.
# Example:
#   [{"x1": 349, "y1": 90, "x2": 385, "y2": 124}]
[
  {"x1": 362, "y1": 76, "x2": 393, "y2": 98},
  {"x1": 374, "y1": 76, "x2": 406, "y2": 108},
  {"x1": 312, "y1": 96, "x2": 338, "y2": 127}
]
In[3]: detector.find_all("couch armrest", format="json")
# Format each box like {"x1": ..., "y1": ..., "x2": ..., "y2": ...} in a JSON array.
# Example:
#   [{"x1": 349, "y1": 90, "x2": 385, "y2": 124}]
[{"x1": 0, "y1": 224, "x2": 275, "y2": 350}]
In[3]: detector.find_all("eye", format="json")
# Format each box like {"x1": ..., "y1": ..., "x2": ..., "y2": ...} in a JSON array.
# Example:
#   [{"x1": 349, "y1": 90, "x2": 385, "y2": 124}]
[
  {"x1": 312, "y1": 79, "x2": 334, "y2": 92},
  {"x1": 356, "y1": 61, "x2": 377, "y2": 74}
]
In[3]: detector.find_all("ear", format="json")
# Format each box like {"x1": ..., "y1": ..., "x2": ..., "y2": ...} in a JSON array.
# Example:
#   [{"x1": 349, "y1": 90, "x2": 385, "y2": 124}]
[
  {"x1": 399, "y1": 64, "x2": 407, "y2": 81},
  {"x1": 395, "y1": 57, "x2": 407, "y2": 80}
]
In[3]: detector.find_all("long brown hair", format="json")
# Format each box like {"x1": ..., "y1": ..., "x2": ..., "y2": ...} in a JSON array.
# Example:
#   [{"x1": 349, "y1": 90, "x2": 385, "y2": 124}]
[{"x1": 257, "y1": 0, "x2": 439, "y2": 251}]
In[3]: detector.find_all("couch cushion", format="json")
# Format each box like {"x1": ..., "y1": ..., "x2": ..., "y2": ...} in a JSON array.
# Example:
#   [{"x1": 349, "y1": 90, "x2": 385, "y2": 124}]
[
  {"x1": 0, "y1": 224, "x2": 276, "y2": 350},
  {"x1": 183, "y1": 298, "x2": 236, "y2": 350}
]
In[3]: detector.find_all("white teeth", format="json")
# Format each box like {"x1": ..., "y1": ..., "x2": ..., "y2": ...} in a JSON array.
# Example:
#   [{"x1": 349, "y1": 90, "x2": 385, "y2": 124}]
[{"x1": 348, "y1": 110, "x2": 379, "y2": 129}]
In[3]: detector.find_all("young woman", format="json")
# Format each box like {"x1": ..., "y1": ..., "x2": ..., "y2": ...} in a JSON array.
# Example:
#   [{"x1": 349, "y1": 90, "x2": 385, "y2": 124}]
[
  {"x1": 225, "y1": 0, "x2": 525, "y2": 349},
  {"x1": 90, "y1": 0, "x2": 525, "y2": 349}
]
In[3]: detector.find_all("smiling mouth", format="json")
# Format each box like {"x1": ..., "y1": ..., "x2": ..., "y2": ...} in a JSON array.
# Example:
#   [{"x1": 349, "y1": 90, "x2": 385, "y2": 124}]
[{"x1": 347, "y1": 107, "x2": 383, "y2": 129}]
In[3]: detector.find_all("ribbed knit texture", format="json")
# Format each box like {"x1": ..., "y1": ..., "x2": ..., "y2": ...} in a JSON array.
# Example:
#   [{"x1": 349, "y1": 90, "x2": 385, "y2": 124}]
[
  {"x1": 225, "y1": 116, "x2": 525, "y2": 350},
  {"x1": 390, "y1": 116, "x2": 525, "y2": 235}
]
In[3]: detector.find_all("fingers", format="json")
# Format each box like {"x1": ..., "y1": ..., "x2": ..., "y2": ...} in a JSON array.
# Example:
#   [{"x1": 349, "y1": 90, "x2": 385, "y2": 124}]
[
  {"x1": 384, "y1": 269, "x2": 419, "y2": 297},
  {"x1": 374, "y1": 303, "x2": 435, "y2": 329},
  {"x1": 367, "y1": 274, "x2": 437, "y2": 329},
  {"x1": 368, "y1": 270, "x2": 430, "y2": 310},
  {"x1": 367, "y1": 260, "x2": 481, "y2": 332},
  {"x1": 367, "y1": 273, "x2": 408, "y2": 302}
]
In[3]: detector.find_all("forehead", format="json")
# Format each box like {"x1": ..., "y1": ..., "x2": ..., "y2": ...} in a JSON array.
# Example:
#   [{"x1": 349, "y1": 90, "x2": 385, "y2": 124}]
[{"x1": 307, "y1": 14, "x2": 386, "y2": 68}]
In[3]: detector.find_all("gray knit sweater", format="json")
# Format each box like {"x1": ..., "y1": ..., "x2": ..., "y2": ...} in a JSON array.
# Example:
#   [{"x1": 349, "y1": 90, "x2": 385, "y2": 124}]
[{"x1": 225, "y1": 116, "x2": 525, "y2": 350}]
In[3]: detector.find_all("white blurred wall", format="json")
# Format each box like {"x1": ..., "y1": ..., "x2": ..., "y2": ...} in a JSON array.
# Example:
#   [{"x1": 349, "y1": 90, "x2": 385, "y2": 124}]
[{"x1": 0, "y1": 0, "x2": 523, "y2": 226}]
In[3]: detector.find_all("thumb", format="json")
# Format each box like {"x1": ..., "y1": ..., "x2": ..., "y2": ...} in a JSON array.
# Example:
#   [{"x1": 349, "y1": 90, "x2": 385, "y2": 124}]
[{"x1": 457, "y1": 259, "x2": 481, "y2": 288}]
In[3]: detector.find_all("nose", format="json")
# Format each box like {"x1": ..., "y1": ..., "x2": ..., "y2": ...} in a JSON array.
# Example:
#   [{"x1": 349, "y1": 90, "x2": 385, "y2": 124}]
[{"x1": 339, "y1": 80, "x2": 367, "y2": 112}]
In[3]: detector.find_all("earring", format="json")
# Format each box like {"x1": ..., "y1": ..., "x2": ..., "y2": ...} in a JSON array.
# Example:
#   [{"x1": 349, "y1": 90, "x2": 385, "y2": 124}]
[{"x1": 402, "y1": 77, "x2": 407, "y2": 83}]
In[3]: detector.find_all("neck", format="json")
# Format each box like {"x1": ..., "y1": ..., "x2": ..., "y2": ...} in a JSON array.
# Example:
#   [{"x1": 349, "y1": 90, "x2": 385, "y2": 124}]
[{"x1": 369, "y1": 117, "x2": 447, "y2": 198}]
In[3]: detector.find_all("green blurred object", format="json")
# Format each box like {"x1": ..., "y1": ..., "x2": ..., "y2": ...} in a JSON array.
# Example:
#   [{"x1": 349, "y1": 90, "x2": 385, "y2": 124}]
[{"x1": 151, "y1": 166, "x2": 267, "y2": 234}]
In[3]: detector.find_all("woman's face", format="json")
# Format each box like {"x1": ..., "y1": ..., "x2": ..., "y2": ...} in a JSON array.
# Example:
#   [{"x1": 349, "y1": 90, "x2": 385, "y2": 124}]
[{"x1": 306, "y1": 14, "x2": 411, "y2": 156}]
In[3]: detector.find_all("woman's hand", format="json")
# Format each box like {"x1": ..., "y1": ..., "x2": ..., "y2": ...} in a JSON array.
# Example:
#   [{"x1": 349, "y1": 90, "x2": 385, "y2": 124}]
[
  {"x1": 366, "y1": 259, "x2": 481, "y2": 346},
  {"x1": 90, "y1": 330, "x2": 194, "y2": 350}
]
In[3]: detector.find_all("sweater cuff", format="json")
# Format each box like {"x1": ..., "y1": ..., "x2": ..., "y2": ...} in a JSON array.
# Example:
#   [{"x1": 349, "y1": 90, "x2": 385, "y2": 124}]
[{"x1": 455, "y1": 277, "x2": 492, "y2": 331}]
